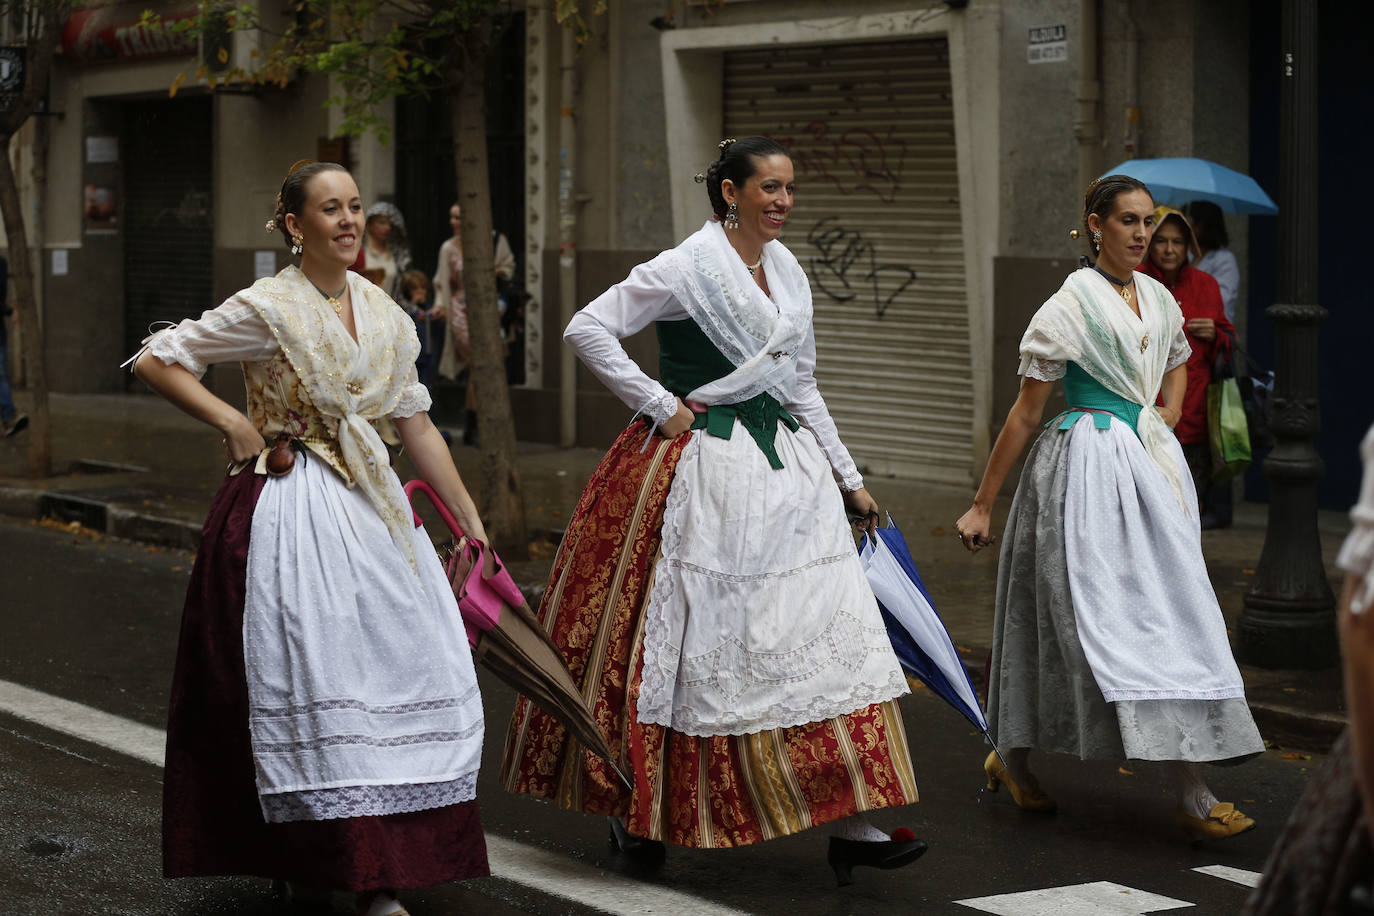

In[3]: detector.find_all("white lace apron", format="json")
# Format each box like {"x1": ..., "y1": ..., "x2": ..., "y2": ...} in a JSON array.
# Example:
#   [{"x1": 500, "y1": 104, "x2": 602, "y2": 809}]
[{"x1": 634, "y1": 224, "x2": 907, "y2": 736}]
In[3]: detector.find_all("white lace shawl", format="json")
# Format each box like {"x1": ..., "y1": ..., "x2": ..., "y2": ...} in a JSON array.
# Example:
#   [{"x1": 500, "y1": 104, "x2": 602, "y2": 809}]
[
  {"x1": 1019, "y1": 268, "x2": 1191, "y2": 510},
  {"x1": 657, "y1": 221, "x2": 812, "y2": 406},
  {"x1": 240, "y1": 266, "x2": 423, "y2": 570},
  {"x1": 1338, "y1": 423, "x2": 1374, "y2": 615}
]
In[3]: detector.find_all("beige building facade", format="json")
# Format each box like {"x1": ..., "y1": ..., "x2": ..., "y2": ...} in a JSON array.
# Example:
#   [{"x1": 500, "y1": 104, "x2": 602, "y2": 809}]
[{"x1": 18, "y1": 0, "x2": 1254, "y2": 489}]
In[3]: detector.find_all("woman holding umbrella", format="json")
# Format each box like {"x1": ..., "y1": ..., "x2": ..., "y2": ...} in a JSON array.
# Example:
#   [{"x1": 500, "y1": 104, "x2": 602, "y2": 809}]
[
  {"x1": 133, "y1": 160, "x2": 488, "y2": 916},
  {"x1": 954, "y1": 175, "x2": 1264, "y2": 840},
  {"x1": 502, "y1": 137, "x2": 924, "y2": 886}
]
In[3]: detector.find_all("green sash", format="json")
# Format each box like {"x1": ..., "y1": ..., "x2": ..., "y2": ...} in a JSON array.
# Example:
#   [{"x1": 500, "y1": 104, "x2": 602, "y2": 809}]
[
  {"x1": 1050, "y1": 361, "x2": 1143, "y2": 440},
  {"x1": 657, "y1": 319, "x2": 798, "y2": 469}
]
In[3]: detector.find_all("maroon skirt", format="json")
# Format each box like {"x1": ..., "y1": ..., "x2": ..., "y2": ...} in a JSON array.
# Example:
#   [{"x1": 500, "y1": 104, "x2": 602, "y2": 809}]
[{"x1": 162, "y1": 469, "x2": 489, "y2": 891}]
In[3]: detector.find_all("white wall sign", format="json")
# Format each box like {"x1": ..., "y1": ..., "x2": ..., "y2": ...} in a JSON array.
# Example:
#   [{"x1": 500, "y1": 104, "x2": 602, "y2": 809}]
[
  {"x1": 85, "y1": 136, "x2": 119, "y2": 164},
  {"x1": 50, "y1": 249, "x2": 67, "y2": 276},
  {"x1": 1027, "y1": 25, "x2": 1068, "y2": 64},
  {"x1": 253, "y1": 250, "x2": 277, "y2": 279}
]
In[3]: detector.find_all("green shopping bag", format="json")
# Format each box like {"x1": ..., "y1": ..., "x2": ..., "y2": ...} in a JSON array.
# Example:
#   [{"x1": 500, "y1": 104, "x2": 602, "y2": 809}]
[{"x1": 1207, "y1": 376, "x2": 1252, "y2": 483}]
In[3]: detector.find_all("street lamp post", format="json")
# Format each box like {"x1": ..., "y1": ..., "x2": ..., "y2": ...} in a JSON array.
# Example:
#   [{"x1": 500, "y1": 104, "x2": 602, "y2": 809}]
[{"x1": 1236, "y1": 0, "x2": 1339, "y2": 669}]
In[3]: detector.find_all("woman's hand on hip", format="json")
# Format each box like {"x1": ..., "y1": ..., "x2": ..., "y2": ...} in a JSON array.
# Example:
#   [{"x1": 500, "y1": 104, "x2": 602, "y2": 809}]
[
  {"x1": 1156, "y1": 405, "x2": 1182, "y2": 429},
  {"x1": 222, "y1": 414, "x2": 266, "y2": 463},
  {"x1": 954, "y1": 504, "x2": 995, "y2": 554},
  {"x1": 843, "y1": 487, "x2": 880, "y2": 533},
  {"x1": 658, "y1": 398, "x2": 696, "y2": 438}
]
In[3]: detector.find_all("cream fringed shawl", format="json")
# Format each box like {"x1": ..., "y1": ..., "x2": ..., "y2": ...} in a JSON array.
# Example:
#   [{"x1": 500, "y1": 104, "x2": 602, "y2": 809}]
[
  {"x1": 1018, "y1": 267, "x2": 1191, "y2": 510},
  {"x1": 240, "y1": 265, "x2": 422, "y2": 569}
]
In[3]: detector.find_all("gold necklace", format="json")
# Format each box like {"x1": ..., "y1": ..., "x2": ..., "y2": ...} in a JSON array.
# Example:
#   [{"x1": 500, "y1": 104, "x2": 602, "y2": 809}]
[
  {"x1": 1094, "y1": 265, "x2": 1148, "y2": 353},
  {"x1": 309, "y1": 278, "x2": 348, "y2": 314}
]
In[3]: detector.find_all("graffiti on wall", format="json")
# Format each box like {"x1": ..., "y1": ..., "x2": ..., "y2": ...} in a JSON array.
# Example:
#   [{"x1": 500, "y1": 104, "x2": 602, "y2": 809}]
[
  {"x1": 807, "y1": 217, "x2": 917, "y2": 319},
  {"x1": 784, "y1": 121, "x2": 909, "y2": 205}
]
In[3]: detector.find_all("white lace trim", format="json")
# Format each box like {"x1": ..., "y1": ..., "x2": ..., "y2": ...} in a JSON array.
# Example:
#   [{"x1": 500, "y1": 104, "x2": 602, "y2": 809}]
[
  {"x1": 838, "y1": 469, "x2": 865, "y2": 492},
  {"x1": 147, "y1": 326, "x2": 208, "y2": 379},
  {"x1": 392, "y1": 381, "x2": 432, "y2": 419},
  {"x1": 1164, "y1": 332, "x2": 1192, "y2": 373},
  {"x1": 637, "y1": 433, "x2": 906, "y2": 737},
  {"x1": 259, "y1": 771, "x2": 478, "y2": 823},
  {"x1": 1023, "y1": 356, "x2": 1066, "y2": 382}
]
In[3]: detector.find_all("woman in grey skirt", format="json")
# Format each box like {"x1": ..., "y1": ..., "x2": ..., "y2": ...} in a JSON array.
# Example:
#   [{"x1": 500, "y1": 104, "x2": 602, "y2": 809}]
[{"x1": 955, "y1": 175, "x2": 1264, "y2": 841}]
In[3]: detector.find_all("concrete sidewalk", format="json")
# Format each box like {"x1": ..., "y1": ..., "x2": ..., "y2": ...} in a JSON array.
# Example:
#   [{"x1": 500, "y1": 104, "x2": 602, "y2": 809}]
[{"x1": 0, "y1": 391, "x2": 1352, "y2": 753}]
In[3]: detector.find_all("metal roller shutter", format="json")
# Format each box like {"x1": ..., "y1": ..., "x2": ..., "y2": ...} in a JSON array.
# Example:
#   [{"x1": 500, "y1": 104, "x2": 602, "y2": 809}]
[
  {"x1": 724, "y1": 38, "x2": 972, "y2": 484},
  {"x1": 123, "y1": 97, "x2": 214, "y2": 356}
]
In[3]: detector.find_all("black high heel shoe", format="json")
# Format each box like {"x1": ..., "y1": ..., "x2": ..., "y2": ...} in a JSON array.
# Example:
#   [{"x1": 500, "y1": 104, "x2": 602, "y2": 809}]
[
  {"x1": 608, "y1": 817, "x2": 666, "y2": 860},
  {"x1": 826, "y1": 832, "x2": 928, "y2": 887}
]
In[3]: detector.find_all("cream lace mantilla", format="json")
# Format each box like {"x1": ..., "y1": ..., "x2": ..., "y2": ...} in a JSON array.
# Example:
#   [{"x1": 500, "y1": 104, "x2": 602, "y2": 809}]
[
  {"x1": 657, "y1": 221, "x2": 812, "y2": 407},
  {"x1": 241, "y1": 266, "x2": 422, "y2": 570},
  {"x1": 1018, "y1": 268, "x2": 1190, "y2": 510}
]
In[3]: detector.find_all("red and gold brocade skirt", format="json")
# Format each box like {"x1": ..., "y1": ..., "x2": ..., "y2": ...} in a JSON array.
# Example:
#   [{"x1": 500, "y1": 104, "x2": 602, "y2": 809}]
[{"x1": 500, "y1": 424, "x2": 918, "y2": 848}]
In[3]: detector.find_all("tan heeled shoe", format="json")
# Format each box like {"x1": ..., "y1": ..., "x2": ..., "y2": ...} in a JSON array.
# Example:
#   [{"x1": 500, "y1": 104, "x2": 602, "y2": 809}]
[
  {"x1": 983, "y1": 751, "x2": 1057, "y2": 812},
  {"x1": 1176, "y1": 801, "x2": 1256, "y2": 841}
]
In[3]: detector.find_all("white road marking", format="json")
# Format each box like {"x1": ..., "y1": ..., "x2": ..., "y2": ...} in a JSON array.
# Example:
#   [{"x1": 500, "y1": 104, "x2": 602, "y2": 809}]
[
  {"x1": 955, "y1": 881, "x2": 1193, "y2": 915},
  {"x1": 0, "y1": 678, "x2": 165, "y2": 767},
  {"x1": 0, "y1": 679, "x2": 750, "y2": 916},
  {"x1": 1192, "y1": 864, "x2": 1263, "y2": 888}
]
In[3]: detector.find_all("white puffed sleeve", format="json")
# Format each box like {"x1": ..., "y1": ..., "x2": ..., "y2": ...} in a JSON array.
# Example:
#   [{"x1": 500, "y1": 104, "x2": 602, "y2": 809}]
[
  {"x1": 133, "y1": 297, "x2": 278, "y2": 378},
  {"x1": 784, "y1": 325, "x2": 864, "y2": 492},
  {"x1": 392, "y1": 372, "x2": 433, "y2": 420},
  {"x1": 563, "y1": 258, "x2": 688, "y2": 429},
  {"x1": 1338, "y1": 424, "x2": 1374, "y2": 614},
  {"x1": 1165, "y1": 326, "x2": 1193, "y2": 373}
]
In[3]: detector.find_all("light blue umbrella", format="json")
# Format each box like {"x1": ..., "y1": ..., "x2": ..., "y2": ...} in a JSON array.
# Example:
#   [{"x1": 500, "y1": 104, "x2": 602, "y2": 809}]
[{"x1": 1100, "y1": 157, "x2": 1278, "y2": 215}]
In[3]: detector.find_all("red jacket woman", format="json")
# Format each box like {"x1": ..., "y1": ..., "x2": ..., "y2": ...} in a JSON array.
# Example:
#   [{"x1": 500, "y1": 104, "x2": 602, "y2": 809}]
[{"x1": 1136, "y1": 208, "x2": 1233, "y2": 447}]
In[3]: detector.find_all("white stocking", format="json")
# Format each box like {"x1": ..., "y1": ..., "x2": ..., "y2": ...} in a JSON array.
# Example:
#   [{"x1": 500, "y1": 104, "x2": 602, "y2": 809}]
[
  {"x1": 1172, "y1": 761, "x2": 1221, "y2": 818},
  {"x1": 830, "y1": 813, "x2": 890, "y2": 843}
]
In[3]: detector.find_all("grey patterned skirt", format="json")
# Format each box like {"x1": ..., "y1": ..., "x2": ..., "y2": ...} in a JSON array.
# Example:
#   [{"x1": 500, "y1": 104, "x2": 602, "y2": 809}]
[{"x1": 986, "y1": 425, "x2": 1264, "y2": 763}]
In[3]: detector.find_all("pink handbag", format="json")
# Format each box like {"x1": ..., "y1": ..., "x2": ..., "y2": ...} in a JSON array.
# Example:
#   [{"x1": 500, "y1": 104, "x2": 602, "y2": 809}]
[{"x1": 403, "y1": 478, "x2": 525, "y2": 647}]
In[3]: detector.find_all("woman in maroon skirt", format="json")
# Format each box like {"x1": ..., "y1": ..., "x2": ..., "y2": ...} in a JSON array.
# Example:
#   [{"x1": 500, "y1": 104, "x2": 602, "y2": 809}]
[{"x1": 133, "y1": 160, "x2": 488, "y2": 916}]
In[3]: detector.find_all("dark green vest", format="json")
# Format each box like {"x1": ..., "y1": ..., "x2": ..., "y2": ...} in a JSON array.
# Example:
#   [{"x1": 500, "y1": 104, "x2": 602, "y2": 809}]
[{"x1": 656, "y1": 319, "x2": 799, "y2": 469}]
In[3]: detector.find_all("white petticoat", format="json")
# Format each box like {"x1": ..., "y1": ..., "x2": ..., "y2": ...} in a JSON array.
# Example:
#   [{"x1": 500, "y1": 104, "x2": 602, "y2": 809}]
[
  {"x1": 637, "y1": 424, "x2": 908, "y2": 737},
  {"x1": 244, "y1": 457, "x2": 484, "y2": 822},
  {"x1": 1063, "y1": 414, "x2": 1246, "y2": 702}
]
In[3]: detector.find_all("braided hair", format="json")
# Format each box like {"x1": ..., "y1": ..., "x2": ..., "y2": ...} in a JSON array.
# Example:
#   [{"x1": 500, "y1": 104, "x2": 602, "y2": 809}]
[
  {"x1": 696, "y1": 136, "x2": 791, "y2": 221},
  {"x1": 264, "y1": 159, "x2": 349, "y2": 250},
  {"x1": 1082, "y1": 174, "x2": 1151, "y2": 254}
]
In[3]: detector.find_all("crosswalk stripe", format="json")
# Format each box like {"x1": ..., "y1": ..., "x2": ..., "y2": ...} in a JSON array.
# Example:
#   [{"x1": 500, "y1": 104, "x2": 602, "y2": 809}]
[
  {"x1": 954, "y1": 880, "x2": 1193, "y2": 915},
  {"x1": 0, "y1": 678, "x2": 750, "y2": 916},
  {"x1": 1192, "y1": 864, "x2": 1263, "y2": 888}
]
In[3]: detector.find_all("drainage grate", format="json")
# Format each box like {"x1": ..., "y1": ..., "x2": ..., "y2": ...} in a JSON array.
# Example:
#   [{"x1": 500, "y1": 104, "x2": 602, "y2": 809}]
[{"x1": 39, "y1": 493, "x2": 108, "y2": 531}]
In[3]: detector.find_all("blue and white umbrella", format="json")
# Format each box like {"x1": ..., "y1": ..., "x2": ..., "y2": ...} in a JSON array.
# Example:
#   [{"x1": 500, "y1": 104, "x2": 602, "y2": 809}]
[
  {"x1": 1100, "y1": 157, "x2": 1278, "y2": 215},
  {"x1": 859, "y1": 518, "x2": 988, "y2": 733}
]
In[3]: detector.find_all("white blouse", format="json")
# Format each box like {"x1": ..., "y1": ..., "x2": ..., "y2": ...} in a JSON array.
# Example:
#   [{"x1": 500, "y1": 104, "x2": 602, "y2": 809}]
[
  {"x1": 565, "y1": 260, "x2": 865, "y2": 491},
  {"x1": 145, "y1": 299, "x2": 431, "y2": 420},
  {"x1": 1338, "y1": 423, "x2": 1374, "y2": 615}
]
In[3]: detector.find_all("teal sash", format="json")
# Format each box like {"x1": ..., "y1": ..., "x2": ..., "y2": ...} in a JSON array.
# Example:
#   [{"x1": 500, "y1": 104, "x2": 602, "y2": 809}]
[{"x1": 1049, "y1": 362, "x2": 1143, "y2": 440}]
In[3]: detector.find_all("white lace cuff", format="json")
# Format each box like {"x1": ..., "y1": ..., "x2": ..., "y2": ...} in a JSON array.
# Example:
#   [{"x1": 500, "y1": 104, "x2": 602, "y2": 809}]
[
  {"x1": 640, "y1": 391, "x2": 679, "y2": 429},
  {"x1": 1022, "y1": 356, "x2": 1066, "y2": 382},
  {"x1": 838, "y1": 469, "x2": 865, "y2": 492},
  {"x1": 392, "y1": 382, "x2": 433, "y2": 419},
  {"x1": 1165, "y1": 335, "x2": 1192, "y2": 373},
  {"x1": 146, "y1": 327, "x2": 208, "y2": 379}
]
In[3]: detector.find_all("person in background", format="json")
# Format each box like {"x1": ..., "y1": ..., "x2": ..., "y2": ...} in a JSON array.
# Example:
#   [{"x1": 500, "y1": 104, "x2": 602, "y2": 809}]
[
  {"x1": 0, "y1": 254, "x2": 27, "y2": 438},
  {"x1": 351, "y1": 201, "x2": 413, "y2": 303},
  {"x1": 1185, "y1": 200, "x2": 1239, "y2": 323},
  {"x1": 434, "y1": 202, "x2": 515, "y2": 445},
  {"x1": 1185, "y1": 200, "x2": 1243, "y2": 528},
  {"x1": 399, "y1": 269, "x2": 445, "y2": 395},
  {"x1": 1136, "y1": 206, "x2": 1234, "y2": 526}
]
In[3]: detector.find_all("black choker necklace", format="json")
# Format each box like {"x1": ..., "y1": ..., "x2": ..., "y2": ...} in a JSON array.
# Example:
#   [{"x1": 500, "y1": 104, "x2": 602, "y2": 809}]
[{"x1": 1093, "y1": 265, "x2": 1134, "y2": 305}]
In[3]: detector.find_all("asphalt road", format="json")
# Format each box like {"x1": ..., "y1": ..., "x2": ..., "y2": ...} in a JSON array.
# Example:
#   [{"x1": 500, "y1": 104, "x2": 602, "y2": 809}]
[{"x1": 0, "y1": 516, "x2": 1316, "y2": 915}]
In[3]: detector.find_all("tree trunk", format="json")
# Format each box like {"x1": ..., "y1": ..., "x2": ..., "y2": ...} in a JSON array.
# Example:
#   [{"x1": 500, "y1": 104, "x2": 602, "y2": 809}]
[
  {"x1": 452, "y1": 20, "x2": 528, "y2": 558},
  {"x1": 0, "y1": 135, "x2": 50, "y2": 476}
]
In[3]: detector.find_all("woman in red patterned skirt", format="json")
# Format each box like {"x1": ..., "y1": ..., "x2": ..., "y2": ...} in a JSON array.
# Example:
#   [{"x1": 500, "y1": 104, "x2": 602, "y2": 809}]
[
  {"x1": 502, "y1": 137, "x2": 924, "y2": 886},
  {"x1": 133, "y1": 161, "x2": 488, "y2": 916}
]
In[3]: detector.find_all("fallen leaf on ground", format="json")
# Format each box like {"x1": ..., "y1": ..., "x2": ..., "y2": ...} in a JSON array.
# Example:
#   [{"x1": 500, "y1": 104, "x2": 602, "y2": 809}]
[
  {"x1": 1281, "y1": 752, "x2": 1311, "y2": 761},
  {"x1": 1117, "y1": 766, "x2": 1134, "y2": 776}
]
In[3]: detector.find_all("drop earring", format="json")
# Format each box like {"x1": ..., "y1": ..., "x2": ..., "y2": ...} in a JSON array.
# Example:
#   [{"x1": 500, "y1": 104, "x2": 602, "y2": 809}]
[
  {"x1": 1091, "y1": 229, "x2": 1102, "y2": 249},
  {"x1": 291, "y1": 234, "x2": 304, "y2": 256},
  {"x1": 724, "y1": 201, "x2": 739, "y2": 230}
]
